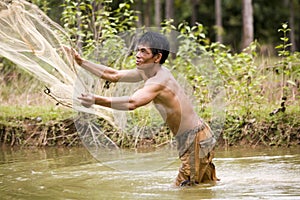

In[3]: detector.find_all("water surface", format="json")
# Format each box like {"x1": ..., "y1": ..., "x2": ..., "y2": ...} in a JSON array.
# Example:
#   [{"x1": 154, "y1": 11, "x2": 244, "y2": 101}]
[{"x1": 0, "y1": 146, "x2": 299, "y2": 199}]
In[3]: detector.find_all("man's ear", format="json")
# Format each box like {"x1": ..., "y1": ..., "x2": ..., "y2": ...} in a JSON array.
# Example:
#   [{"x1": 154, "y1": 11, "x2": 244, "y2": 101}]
[{"x1": 154, "y1": 53, "x2": 162, "y2": 63}]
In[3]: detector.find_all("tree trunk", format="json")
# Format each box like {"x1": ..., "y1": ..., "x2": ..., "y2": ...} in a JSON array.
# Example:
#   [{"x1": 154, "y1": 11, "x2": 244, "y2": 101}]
[
  {"x1": 91, "y1": 1, "x2": 102, "y2": 42},
  {"x1": 144, "y1": 0, "x2": 152, "y2": 26},
  {"x1": 191, "y1": 0, "x2": 200, "y2": 25},
  {"x1": 76, "y1": 0, "x2": 82, "y2": 51},
  {"x1": 165, "y1": 0, "x2": 174, "y2": 21},
  {"x1": 135, "y1": 0, "x2": 143, "y2": 27},
  {"x1": 155, "y1": 0, "x2": 161, "y2": 27},
  {"x1": 242, "y1": 0, "x2": 254, "y2": 50},
  {"x1": 215, "y1": 0, "x2": 223, "y2": 43},
  {"x1": 289, "y1": 0, "x2": 296, "y2": 52}
]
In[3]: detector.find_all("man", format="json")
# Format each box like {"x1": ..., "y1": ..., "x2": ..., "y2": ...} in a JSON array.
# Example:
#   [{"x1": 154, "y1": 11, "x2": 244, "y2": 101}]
[{"x1": 68, "y1": 31, "x2": 218, "y2": 186}]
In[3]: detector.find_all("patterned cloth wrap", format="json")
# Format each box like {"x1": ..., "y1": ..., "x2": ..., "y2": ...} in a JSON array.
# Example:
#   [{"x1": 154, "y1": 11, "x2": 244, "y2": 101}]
[{"x1": 175, "y1": 120, "x2": 218, "y2": 186}]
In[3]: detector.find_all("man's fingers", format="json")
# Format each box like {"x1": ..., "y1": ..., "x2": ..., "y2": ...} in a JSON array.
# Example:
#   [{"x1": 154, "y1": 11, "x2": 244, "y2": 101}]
[
  {"x1": 78, "y1": 96, "x2": 93, "y2": 108},
  {"x1": 60, "y1": 45, "x2": 77, "y2": 55},
  {"x1": 78, "y1": 94, "x2": 94, "y2": 102},
  {"x1": 78, "y1": 96, "x2": 88, "y2": 101},
  {"x1": 79, "y1": 93, "x2": 88, "y2": 98}
]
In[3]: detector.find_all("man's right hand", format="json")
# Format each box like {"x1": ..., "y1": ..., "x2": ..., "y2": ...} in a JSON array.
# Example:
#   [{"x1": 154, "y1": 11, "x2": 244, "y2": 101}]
[{"x1": 62, "y1": 46, "x2": 84, "y2": 66}]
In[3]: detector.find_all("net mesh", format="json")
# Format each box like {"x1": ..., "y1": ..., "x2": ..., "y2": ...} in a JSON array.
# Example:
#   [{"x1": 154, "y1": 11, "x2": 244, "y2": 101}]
[
  {"x1": 0, "y1": 0, "x2": 120, "y2": 147},
  {"x1": 0, "y1": 1, "x2": 178, "y2": 171},
  {"x1": 0, "y1": 0, "x2": 115, "y2": 119},
  {"x1": 0, "y1": 0, "x2": 79, "y2": 107}
]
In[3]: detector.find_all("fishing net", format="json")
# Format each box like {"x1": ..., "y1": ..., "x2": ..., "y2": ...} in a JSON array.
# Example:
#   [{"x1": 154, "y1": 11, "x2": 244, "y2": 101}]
[
  {"x1": 0, "y1": 0, "x2": 225, "y2": 171},
  {"x1": 0, "y1": 0, "x2": 78, "y2": 107},
  {"x1": 0, "y1": 0, "x2": 175, "y2": 171}
]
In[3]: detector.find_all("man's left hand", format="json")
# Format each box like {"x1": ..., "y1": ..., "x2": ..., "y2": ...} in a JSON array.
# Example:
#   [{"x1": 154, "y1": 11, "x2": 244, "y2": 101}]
[{"x1": 78, "y1": 93, "x2": 95, "y2": 108}]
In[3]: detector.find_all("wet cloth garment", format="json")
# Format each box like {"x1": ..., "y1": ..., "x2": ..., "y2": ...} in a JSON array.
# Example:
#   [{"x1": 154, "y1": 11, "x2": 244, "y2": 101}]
[{"x1": 175, "y1": 121, "x2": 218, "y2": 186}]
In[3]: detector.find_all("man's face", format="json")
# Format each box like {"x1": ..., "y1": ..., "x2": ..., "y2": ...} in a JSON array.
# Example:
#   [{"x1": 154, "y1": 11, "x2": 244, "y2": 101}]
[{"x1": 135, "y1": 44, "x2": 157, "y2": 69}]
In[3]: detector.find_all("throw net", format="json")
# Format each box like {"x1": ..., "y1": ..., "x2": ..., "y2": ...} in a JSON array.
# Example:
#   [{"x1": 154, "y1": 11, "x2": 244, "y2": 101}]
[
  {"x1": 0, "y1": 0, "x2": 225, "y2": 171},
  {"x1": 0, "y1": 0, "x2": 77, "y2": 107},
  {"x1": 0, "y1": 0, "x2": 177, "y2": 171}
]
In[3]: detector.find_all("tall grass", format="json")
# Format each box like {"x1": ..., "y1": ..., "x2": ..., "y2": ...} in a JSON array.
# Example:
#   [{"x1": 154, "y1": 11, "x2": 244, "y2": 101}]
[{"x1": 0, "y1": 59, "x2": 54, "y2": 106}]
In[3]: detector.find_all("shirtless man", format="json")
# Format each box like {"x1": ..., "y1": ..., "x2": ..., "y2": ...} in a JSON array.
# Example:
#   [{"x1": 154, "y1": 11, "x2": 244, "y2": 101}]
[{"x1": 69, "y1": 31, "x2": 218, "y2": 186}]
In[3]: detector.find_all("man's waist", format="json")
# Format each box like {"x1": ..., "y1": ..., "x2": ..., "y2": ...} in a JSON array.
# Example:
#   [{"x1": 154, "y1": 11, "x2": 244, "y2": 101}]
[{"x1": 176, "y1": 118, "x2": 206, "y2": 136}]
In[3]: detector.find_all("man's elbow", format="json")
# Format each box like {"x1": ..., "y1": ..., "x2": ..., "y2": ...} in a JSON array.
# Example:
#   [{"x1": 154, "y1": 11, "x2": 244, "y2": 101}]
[
  {"x1": 109, "y1": 74, "x2": 120, "y2": 82},
  {"x1": 128, "y1": 98, "x2": 141, "y2": 111},
  {"x1": 101, "y1": 74, "x2": 119, "y2": 82},
  {"x1": 128, "y1": 103, "x2": 138, "y2": 111},
  {"x1": 104, "y1": 70, "x2": 120, "y2": 82}
]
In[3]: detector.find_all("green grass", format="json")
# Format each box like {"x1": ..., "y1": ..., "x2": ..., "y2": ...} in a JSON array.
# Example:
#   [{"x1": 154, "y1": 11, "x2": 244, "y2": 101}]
[{"x1": 0, "y1": 105, "x2": 75, "y2": 122}]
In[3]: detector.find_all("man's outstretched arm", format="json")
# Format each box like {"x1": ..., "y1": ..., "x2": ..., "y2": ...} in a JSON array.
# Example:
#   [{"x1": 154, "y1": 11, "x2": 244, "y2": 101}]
[
  {"x1": 80, "y1": 60, "x2": 143, "y2": 83},
  {"x1": 64, "y1": 47, "x2": 143, "y2": 82},
  {"x1": 78, "y1": 83, "x2": 162, "y2": 110}
]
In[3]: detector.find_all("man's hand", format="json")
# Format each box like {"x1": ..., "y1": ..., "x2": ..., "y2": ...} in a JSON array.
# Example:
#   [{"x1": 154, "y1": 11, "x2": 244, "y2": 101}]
[
  {"x1": 62, "y1": 46, "x2": 84, "y2": 66},
  {"x1": 78, "y1": 93, "x2": 95, "y2": 108}
]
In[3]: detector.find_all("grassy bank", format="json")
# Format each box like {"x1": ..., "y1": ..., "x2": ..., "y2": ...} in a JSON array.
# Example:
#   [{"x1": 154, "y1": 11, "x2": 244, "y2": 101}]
[
  {"x1": 0, "y1": 104, "x2": 299, "y2": 148},
  {"x1": 222, "y1": 104, "x2": 300, "y2": 147},
  {"x1": 0, "y1": 106, "x2": 79, "y2": 147},
  {"x1": 0, "y1": 105, "x2": 75, "y2": 123}
]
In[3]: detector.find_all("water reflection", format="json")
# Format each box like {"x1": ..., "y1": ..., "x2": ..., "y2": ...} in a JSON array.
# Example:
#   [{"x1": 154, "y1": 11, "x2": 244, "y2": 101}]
[{"x1": 0, "y1": 146, "x2": 299, "y2": 199}]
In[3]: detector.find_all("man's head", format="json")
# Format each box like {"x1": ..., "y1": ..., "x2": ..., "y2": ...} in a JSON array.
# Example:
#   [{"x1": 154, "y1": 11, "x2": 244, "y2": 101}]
[{"x1": 137, "y1": 32, "x2": 170, "y2": 64}]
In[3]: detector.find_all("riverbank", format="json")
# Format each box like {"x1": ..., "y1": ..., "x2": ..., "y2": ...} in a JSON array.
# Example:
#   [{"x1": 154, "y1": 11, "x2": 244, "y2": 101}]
[
  {"x1": 0, "y1": 106, "x2": 78, "y2": 147},
  {"x1": 1, "y1": 105, "x2": 299, "y2": 148}
]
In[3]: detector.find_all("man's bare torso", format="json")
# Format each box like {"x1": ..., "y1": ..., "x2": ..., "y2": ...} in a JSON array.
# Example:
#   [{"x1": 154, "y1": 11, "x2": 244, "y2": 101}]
[{"x1": 140, "y1": 67, "x2": 200, "y2": 135}]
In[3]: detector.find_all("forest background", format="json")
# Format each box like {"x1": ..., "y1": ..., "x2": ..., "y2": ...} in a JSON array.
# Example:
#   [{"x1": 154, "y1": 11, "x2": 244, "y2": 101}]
[{"x1": 0, "y1": 0, "x2": 299, "y2": 148}]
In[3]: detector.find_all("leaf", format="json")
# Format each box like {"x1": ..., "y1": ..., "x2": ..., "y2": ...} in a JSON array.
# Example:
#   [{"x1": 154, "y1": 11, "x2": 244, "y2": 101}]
[
  {"x1": 119, "y1": 3, "x2": 127, "y2": 9},
  {"x1": 199, "y1": 33, "x2": 206, "y2": 38},
  {"x1": 287, "y1": 80, "x2": 297, "y2": 86},
  {"x1": 282, "y1": 23, "x2": 288, "y2": 29},
  {"x1": 285, "y1": 43, "x2": 292, "y2": 47},
  {"x1": 275, "y1": 44, "x2": 283, "y2": 49}
]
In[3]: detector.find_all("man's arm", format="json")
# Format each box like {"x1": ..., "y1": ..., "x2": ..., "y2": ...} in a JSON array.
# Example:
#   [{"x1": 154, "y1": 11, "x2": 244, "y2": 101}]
[
  {"x1": 65, "y1": 47, "x2": 142, "y2": 82},
  {"x1": 80, "y1": 60, "x2": 143, "y2": 83},
  {"x1": 78, "y1": 83, "x2": 163, "y2": 110}
]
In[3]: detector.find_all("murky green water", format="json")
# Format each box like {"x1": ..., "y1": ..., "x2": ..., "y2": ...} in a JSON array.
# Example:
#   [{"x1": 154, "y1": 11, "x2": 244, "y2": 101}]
[{"x1": 0, "y1": 146, "x2": 299, "y2": 200}]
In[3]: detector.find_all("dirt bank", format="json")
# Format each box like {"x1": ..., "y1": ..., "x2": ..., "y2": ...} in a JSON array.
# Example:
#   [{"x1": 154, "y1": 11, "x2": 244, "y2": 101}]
[{"x1": 1, "y1": 114, "x2": 299, "y2": 148}]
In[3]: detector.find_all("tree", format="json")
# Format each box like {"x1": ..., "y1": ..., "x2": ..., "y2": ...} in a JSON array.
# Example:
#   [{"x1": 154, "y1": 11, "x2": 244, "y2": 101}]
[
  {"x1": 191, "y1": 0, "x2": 200, "y2": 25},
  {"x1": 135, "y1": 0, "x2": 143, "y2": 27},
  {"x1": 42, "y1": 0, "x2": 299, "y2": 52},
  {"x1": 155, "y1": 0, "x2": 161, "y2": 27},
  {"x1": 215, "y1": 0, "x2": 223, "y2": 43},
  {"x1": 288, "y1": 0, "x2": 296, "y2": 52},
  {"x1": 165, "y1": 0, "x2": 174, "y2": 21},
  {"x1": 144, "y1": 0, "x2": 152, "y2": 26},
  {"x1": 242, "y1": 0, "x2": 253, "y2": 49}
]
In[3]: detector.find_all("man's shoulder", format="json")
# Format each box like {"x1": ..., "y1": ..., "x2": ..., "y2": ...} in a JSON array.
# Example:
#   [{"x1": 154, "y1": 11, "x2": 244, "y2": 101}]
[{"x1": 147, "y1": 68, "x2": 171, "y2": 84}]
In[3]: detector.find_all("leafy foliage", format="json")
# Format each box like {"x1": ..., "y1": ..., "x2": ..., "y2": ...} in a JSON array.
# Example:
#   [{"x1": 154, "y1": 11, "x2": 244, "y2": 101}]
[
  {"x1": 1, "y1": 1, "x2": 299, "y2": 147},
  {"x1": 61, "y1": 0, "x2": 137, "y2": 56},
  {"x1": 275, "y1": 23, "x2": 300, "y2": 98}
]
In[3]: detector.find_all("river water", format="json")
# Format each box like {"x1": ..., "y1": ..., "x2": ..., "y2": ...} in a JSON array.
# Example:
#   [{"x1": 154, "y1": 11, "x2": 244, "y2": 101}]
[{"x1": 0, "y1": 146, "x2": 299, "y2": 200}]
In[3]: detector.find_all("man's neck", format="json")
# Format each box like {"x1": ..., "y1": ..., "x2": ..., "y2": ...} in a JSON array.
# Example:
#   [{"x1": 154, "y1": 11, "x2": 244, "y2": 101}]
[{"x1": 142, "y1": 64, "x2": 161, "y2": 79}]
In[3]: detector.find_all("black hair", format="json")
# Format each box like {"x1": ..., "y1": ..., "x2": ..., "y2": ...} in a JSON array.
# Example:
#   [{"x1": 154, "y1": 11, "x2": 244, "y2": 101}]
[{"x1": 137, "y1": 31, "x2": 170, "y2": 64}]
